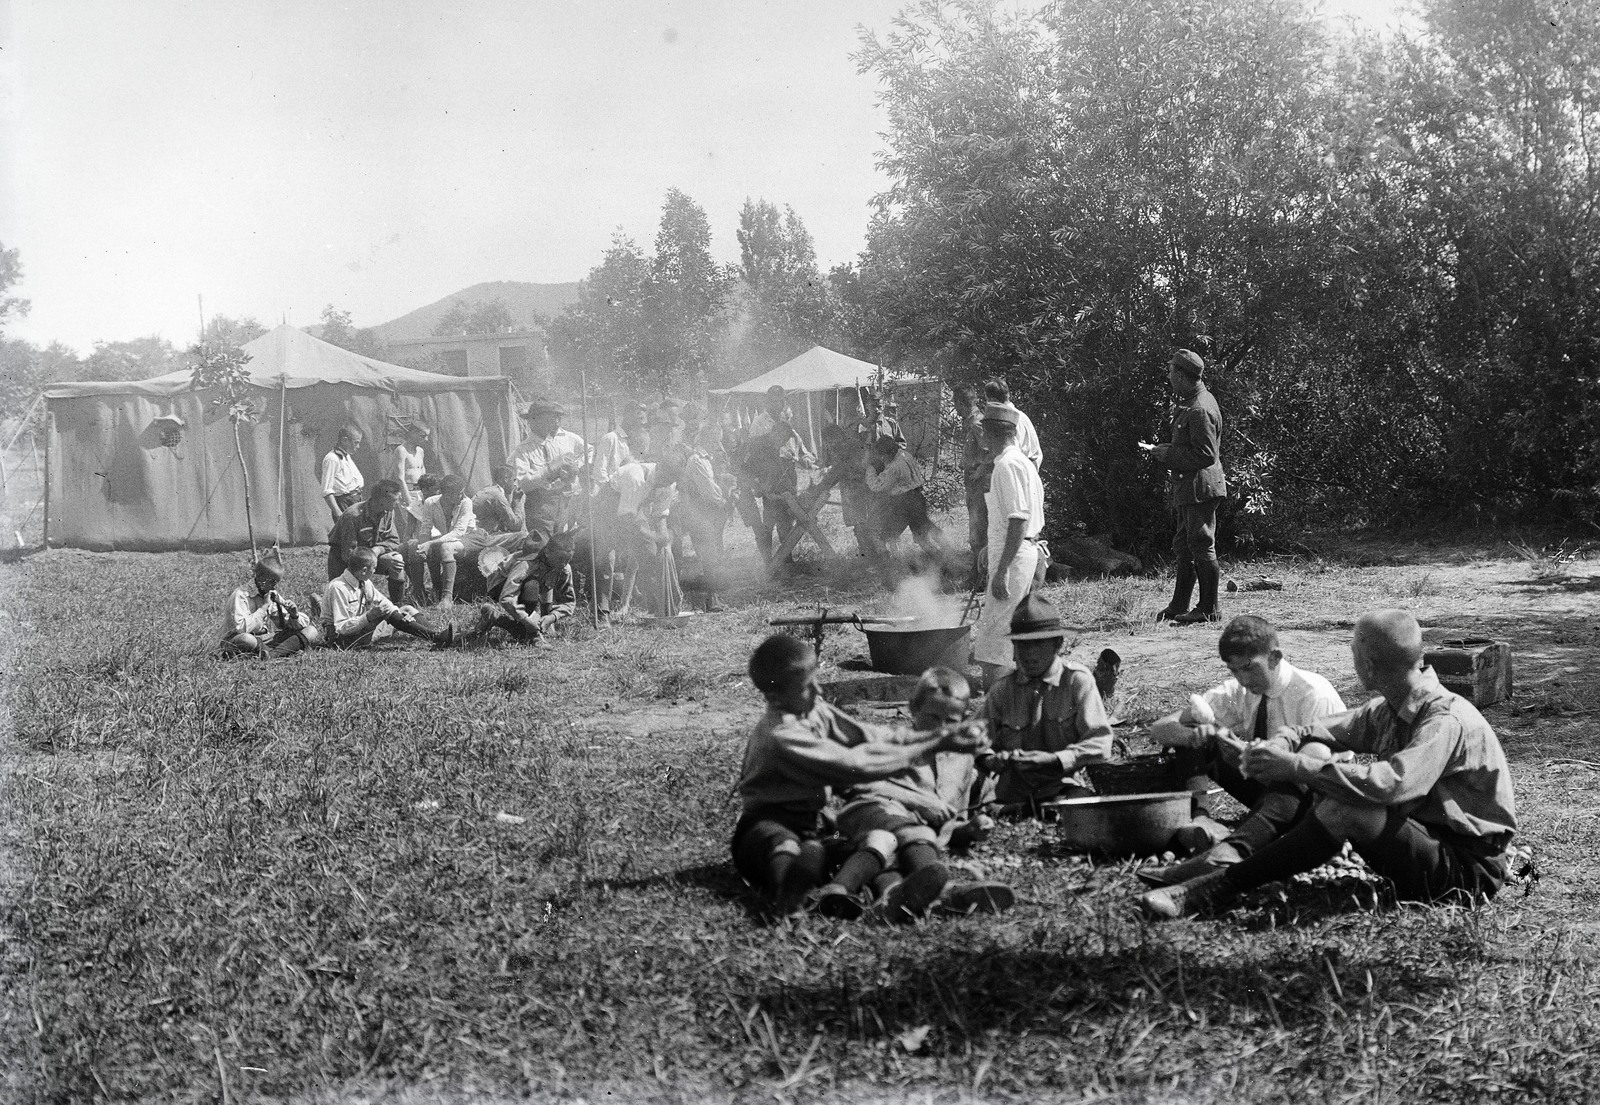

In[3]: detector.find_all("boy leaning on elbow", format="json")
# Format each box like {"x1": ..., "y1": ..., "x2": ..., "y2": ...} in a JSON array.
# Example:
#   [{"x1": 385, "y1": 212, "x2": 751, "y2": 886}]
[{"x1": 732, "y1": 635, "x2": 988, "y2": 917}]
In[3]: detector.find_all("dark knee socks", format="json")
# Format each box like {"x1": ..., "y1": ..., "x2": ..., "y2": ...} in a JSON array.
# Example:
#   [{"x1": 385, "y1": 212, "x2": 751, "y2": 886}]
[
  {"x1": 833, "y1": 850, "x2": 884, "y2": 894},
  {"x1": 1223, "y1": 813, "x2": 1343, "y2": 894},
  {"x1": 768, "y1": 839, "x2": 827, "y2": 901}
]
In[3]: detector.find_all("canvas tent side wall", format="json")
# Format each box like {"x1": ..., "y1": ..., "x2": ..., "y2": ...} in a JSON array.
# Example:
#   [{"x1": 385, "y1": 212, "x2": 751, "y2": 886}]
[{"x1": 44, "y1": 377, "x2": 517, "y2": 552}]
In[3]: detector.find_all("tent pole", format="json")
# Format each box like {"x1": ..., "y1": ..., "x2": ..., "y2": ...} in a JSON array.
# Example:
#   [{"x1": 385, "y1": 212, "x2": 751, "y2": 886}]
[
  {"x1": 580, "y1": 370, "x2": 600, "y2": 627},
  {"x1": 41, "y1": 410, "x2": 52, "y2": 549},
  {"x1": 275, "y1": 376, "x2": 288, "y2": 544}
]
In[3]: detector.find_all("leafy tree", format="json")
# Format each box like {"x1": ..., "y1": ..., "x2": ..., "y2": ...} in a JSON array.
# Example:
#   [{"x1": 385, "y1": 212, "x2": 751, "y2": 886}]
[
  {"x1": 190, "y1": 340, "x2": 261, "y2": 554},
  {"x1": 318, "y1": 306, "x2": 388, "y2": 359},
  {"x1": 203, "y1": 315, "x2": 267, "y2": 347},
  {"x1": 0, "y1": 242, "x2": 28, "y2": 337},
  {"x1": 547, "y1": 190, "x2": 736, "y2": 395},
  {"x1": 81, "y1": 336, "x2": 183, "y2": 382},
  {"x1": 733, "y1": 199, "x2": 842, "y2": 367},
  {"x1": 432, "y1": 297, "x2": 518, "y2": 337},
  {"x1": 646, "y1": 188, "x2": 737, "y2": 391}
]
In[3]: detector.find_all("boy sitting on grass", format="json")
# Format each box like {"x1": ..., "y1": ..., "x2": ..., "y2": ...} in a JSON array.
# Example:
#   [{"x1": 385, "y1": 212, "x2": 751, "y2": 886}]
[
  {"x1": 980, "y1": 593, "x2": 1114, "y2": 814},
  {"x1": 322, "y1": 547, "x2": 456, "y2": 649},
  {"x1": 734, "y1": 635, "x2": 988, "y2": 916},
  {"x1": 219, "y1": 550, "x2": 323, "y2": 658},
  {"x1": 820, "y1": 666, "x2": 1016, "y2": 922},
  {"x1": 1140, "y1": 614, "x2": 1346, "y2": 887},
  {"x1": 1141, "y1": 609, "x2": 1517, "y2": 920}
]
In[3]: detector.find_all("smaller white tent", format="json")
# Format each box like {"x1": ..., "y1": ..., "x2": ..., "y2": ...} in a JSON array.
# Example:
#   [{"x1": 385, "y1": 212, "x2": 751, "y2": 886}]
[{"x1": 712, "y1": 346, "x2": 943, "y2": 460}]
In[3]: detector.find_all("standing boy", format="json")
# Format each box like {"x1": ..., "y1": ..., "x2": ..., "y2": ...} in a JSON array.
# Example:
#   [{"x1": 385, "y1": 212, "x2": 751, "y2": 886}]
[
  {"x1": 734, "y1": 635, "x2": 987, "y2": 915},
  {"x1": 321, "y1": 423, "x2": 365, "y2": 522},
  {"x1": 864, "y1": 434, "x2": 945, "y2": 560},
  {"x1": 1148, "y1": 349, "x2": 1226, "y2": 625},
  {"x1": 971, "y1": 404, "x2": 1046, "y2": 689}
]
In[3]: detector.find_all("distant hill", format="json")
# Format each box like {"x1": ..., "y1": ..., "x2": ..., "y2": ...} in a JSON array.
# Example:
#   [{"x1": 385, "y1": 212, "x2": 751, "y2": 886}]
[{"x1": 369, "y1": 281, "x2": 581, "y2": 341}]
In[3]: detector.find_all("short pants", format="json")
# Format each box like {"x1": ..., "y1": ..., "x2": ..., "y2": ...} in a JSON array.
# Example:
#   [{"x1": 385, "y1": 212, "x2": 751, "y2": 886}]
[
  {"x1": 835, "y1": 795, "x2": 939, "y2": 863},
  {"x1": 731, "y1": 804, "x2": 823, "y2": 887}
]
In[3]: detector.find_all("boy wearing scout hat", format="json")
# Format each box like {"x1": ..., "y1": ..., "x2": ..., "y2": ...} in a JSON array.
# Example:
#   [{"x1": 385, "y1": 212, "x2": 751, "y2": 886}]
[
  {"x1": 219, "y1": 550, "x2": 323, "y2": 658},
  {"x1": 513, "y1": 399, "x2": 588, "y2": 539},
  {"x1": 978, "y1": 593, "x2": 1114, "y2": 813}
]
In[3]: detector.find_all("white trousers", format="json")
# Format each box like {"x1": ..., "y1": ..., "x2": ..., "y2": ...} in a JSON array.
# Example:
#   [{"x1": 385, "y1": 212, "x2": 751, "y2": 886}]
[{"x1": 972, "y1": 542, "x2": 1040, "y2": 666}]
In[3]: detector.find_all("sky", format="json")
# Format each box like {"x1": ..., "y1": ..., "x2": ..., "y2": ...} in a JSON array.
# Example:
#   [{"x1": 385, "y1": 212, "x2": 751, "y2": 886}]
[{"x1": 0, "y1": 0, "x2": 1404, "y2": 354}]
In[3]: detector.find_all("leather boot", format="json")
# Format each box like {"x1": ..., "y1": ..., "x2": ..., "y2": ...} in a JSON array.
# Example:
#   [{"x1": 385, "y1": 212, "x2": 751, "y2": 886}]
[
  {"x1": 388, "y1": 576, "x2": 409, "y2": 607},
  {"x1": 1176, "y1": 561, "x2": 1221, "y2": 624},
  {"x1": 1158, "y1": 562, "x2": 1196, "y2": 621}
]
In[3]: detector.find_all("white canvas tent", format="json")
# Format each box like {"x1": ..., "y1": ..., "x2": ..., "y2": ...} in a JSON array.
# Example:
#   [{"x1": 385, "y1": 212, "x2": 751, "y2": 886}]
[
  {"x1": 711, "y1": 346, "x2": 943, "y2": 460},
  {"x1": 43, "y1": 325, "x2": 520, "y2": 551}
]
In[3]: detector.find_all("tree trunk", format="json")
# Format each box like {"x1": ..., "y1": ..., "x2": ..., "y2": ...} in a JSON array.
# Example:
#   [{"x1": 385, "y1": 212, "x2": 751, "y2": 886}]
[{"x1": 234, "y1": 420, "x2": 257, "y2": 558}]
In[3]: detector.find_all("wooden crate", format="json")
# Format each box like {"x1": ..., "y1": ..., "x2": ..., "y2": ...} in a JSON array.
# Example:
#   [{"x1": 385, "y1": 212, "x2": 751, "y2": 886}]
[{"x1": 1424, "y1": 637, "x2": 1513, "y2": 706}]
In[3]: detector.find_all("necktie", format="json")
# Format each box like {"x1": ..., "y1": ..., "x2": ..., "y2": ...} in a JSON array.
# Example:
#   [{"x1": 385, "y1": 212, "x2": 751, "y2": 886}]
[{"x1": 1252, "y1": 695, "x2": 1271, "y2": 743}]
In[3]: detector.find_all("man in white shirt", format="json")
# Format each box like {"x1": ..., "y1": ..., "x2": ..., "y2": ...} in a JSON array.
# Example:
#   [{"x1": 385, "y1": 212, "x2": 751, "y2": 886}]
[
  {"x1": 1141, "y1": 615, "x2": 1346, "y2": 885},
  {"x1": 512, "y1": 400, "x2": 588, "y2": 539},
  {"x1": 971, "y1": 404, "x2": 1046, "y2": 688},
  {"x1": 982, "y1": 379, "x2": 1042, "y2": 469},
  {"x1": 403, "y1": 474, "x2": 476, "y2": 606},
  {"x1": 320, "y1": 424, "x2": 366, "y2": 522},
  {"x1": 678, "y1": 429, "x2": 729, "y2": 612}
]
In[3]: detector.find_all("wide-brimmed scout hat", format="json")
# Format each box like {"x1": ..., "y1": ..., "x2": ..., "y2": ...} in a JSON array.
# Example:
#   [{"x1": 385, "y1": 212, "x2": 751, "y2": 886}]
[
  {"x1": 522, "y1": 399, "x2": 565, "y2": 420},
  {"x1": 1008, "y1": 592, "x2": 1067, "y2": 641},
  {"x1": 253, "y1": 549, "x2": 286, "y2": 579},
  {"x1": 982, "y1": 402, "x2": 1020, "y2": 426}
]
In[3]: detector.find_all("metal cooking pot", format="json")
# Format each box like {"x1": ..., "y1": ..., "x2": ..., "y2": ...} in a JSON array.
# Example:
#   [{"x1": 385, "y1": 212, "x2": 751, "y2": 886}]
[
  {"x1": 1046, "y1": 791, "x2": 1193, "y2": 856},
  {"x1": 861, "y1": 624, "x2": 973, "y2": 675}
]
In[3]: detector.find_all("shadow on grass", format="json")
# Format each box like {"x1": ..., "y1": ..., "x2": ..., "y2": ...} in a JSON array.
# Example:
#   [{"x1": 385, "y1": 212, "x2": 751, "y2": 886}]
[
  {"x1": 588, "y1": 863, "x2": 778, "y2": 924},
  {"x1": 1498, "y1": 575, "x2": 1600, "y2": 594},
  {"x1": 748, "y1": 931, "x2": 1462, "y2": 1042}
]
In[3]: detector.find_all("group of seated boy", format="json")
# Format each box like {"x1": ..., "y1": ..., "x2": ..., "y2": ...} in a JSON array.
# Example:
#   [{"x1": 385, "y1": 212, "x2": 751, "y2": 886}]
[{"x1": 734, "y1": 596, "x2": 1518, "y2": 924}]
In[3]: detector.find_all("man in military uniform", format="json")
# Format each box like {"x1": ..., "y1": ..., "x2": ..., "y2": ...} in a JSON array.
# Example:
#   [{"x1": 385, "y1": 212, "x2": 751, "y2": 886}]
[{"x1": 1149, "y1": 349, "x2": 1226, "y2": 625}]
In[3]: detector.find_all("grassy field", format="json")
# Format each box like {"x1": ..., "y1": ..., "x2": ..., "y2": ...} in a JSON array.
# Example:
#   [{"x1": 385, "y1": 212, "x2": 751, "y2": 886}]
[{"x1": 2, "y1": 525, "x2": 1598, "y2": 1103}]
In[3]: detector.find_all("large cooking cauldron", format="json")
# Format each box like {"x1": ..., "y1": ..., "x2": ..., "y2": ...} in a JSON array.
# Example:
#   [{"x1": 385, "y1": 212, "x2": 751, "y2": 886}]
[{"x1": 861, "y1": 623, "x2": 973, "y2": 675}]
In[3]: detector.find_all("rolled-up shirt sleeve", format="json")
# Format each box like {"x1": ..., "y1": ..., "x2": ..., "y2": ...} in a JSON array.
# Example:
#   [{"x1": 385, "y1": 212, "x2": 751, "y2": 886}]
[
  {"x1": 769, "y1": 720, "x2": 936, "y2": 787},
  {"x1": 1058, "y1": 670, "x2": 1114, "y2": 772}
]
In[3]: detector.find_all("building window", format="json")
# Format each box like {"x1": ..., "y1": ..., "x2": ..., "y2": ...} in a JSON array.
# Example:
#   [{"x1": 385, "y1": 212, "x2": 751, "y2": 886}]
[
  {"x1": 498, "y1": 346, "x2": 529, "y2": 375},
  {"x1": 439, "y1": 349, "x2": 469, "y2": 376}
]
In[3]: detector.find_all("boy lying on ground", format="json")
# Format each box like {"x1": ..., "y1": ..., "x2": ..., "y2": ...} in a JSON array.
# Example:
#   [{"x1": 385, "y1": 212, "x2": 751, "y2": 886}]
[
  {"x1": 820, "y1": 666, "x2": 1015, "y2": 922},
  {"x1": 979, "y1": 593, "x2": 1114, "y2": 815},
  {"x1": 733, "y1": 635, "x2": 988, "y2": 916},
  {"x1": 1140, "y1": 615, "x2": 1346, "y2": 887},
  {"x1": 1141, "y1": 609, "x2": 1517, "y2": 920},
  {"x1": 321, "y1": 547, "x2": 456, "y2": 650},
  {"x1": 219, "y1": 550, "x2": 323, "y2": 658}
]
